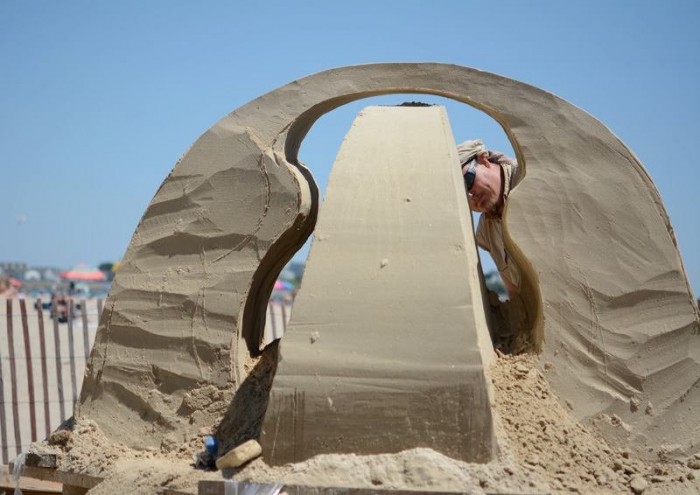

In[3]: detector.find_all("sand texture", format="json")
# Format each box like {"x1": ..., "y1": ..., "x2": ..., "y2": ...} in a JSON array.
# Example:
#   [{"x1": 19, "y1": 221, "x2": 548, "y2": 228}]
[
  {"x1": 242, "y1": 354, "x2": 700, "y2": 493},
  {"x1": 27, "y1": 354, "x2": 700, "y2": 494},
  {"x1": 261, "y1": 106, "x2": 496, "y2": 464},
  {"x1": 76, "y1": 63, "x2": 699, "y2": 461}
]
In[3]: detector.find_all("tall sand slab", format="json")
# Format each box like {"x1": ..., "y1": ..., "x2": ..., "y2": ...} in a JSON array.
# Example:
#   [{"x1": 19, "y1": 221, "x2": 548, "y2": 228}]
[{"x1": 260, "y1": 106, "x2": 496, "y2": 464}]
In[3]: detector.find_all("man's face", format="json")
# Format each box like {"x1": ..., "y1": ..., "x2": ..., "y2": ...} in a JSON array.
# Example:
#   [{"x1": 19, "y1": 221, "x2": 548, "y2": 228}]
[{"x1": 466, "y1": 156, "x2": 502, "y2": 213}]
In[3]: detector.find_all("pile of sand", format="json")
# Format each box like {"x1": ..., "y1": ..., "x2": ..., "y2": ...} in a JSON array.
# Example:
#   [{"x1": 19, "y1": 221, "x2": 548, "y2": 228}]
[
  {"x1": 489, "y1": 353, "x2": 700, "y2": 494},
  {"x1": 28, "y1": 352, "x2": 700, "y2": 494},
  {"x1": 29, "y1": 418, "x2": 218, "y2": 494}
]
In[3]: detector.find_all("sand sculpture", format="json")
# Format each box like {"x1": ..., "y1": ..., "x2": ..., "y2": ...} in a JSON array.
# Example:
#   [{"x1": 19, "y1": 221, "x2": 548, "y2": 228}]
[
  {"x1": 77, "y1": 64, "x2": 700, "y2": 463},
  {"x1": 260, "y1": 106, "x2": 496, "y2": 464}
]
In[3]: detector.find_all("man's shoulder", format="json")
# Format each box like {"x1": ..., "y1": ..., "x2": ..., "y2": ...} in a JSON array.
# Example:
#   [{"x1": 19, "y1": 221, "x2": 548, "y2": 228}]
[{"x1": 504, "y1": 160, "x2": 520, "y2": 182}]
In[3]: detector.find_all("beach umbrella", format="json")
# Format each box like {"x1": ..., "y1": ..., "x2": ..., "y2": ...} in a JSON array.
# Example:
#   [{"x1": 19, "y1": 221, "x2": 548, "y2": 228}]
[
  {"x1": 273, "y1": 279, "x2": 294, "y2": 291},
  {"x1": 9, "y1": 278, "x2": 22, "y2": 287},
  {"x1": 60, "y1": 263, "x2": 106, "y2": 281}
]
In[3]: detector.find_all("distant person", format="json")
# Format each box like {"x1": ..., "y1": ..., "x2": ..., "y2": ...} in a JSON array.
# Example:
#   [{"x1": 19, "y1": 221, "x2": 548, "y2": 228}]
[{"x1": 458, "y1": 139, "x2": 522, "y2": 298}]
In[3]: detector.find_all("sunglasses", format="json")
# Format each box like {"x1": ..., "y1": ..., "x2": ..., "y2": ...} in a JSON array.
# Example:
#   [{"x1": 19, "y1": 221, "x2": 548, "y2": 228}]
[{"x1": 463, "y1": 158, "x2": 477, "y2": 191}]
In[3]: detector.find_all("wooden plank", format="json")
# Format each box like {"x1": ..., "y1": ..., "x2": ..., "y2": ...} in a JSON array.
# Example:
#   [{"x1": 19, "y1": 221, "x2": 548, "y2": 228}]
[
  {"x1": 52, "y1": 300, "x2": 67, "y2": 424},
  {"x1": 0, "y1": 465, "x2": 62, "y2": 494},
  {"x1": 281, "y1": 302, "x2": 288, "y2": 330},
  {"x1": 8, "y1": 464, "x2": 100, "y2": 491},
  {"x1": 80, "y1": 299, "x2": 89, "y2": 362},
  {"x1": 20, "y1": 298, "x2": 39, "y2": 442},
  {"x1": 7, "y1": 463, "x2": 194, "y2": 495},
  {"x1": 6, "y1": 299, "x2": 23, "y2": 456},
  {"x1": 66, "y1": 299, "x2": 78, "y2": 408},
  {"x1": 36, "y1": 297, "x2": 53, "y2": 439},
  {"x1": 0, "y1": 302, "x2": 9, "y2": 463},
  {"x1": 269, "y1": 303, "x2": 277, "y2": 339}
]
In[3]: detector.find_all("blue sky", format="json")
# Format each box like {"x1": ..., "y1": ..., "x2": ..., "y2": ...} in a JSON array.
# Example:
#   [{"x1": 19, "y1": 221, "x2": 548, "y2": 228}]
[{"x1": 1, "y1": 1, "x2": 698, "y2": 294}]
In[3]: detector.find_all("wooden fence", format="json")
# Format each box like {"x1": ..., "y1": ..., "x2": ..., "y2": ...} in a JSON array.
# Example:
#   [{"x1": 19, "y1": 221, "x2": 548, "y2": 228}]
[{"x1": 0, "y1": 297, "x2": 291, "y2": 465}]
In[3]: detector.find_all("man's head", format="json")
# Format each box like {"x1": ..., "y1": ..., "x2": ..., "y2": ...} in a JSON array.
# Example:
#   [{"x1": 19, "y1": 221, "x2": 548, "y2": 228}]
[{"x1": 457, "y1": 140, "x2": 504, "y2": 213}]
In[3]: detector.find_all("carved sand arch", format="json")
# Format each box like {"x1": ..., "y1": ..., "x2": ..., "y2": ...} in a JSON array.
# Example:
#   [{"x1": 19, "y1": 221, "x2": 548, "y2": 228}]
[{"x1": 79, "y1": 63, "x2": 700, "y2": 457}]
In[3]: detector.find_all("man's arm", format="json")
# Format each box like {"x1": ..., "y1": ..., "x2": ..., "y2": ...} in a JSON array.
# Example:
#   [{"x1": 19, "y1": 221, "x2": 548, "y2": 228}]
[{"x1": 475, "y1": 218, "x2": 519, "y2": 298}]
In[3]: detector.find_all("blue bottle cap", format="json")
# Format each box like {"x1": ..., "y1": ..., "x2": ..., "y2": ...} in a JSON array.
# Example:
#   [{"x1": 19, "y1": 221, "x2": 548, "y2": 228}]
[{"x1": 204, "y1": 435, "x2": 218, "y2": 455}]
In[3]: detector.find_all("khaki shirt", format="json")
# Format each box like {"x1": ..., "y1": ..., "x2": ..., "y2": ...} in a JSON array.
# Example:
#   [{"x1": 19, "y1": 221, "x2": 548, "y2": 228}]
[{"x1": 475, "y1": 160, "x2": 521, "y2": 288}]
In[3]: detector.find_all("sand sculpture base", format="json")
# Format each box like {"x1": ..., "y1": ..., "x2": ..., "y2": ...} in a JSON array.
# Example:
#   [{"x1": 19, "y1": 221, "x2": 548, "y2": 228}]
[{"x1": 260, "y1": 106, "x2": 497, "y2": 465}]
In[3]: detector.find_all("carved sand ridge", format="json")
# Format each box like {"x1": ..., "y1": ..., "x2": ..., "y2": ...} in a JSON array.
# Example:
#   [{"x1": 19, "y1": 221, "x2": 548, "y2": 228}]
[
  {"x1": 260, "y1": 106, "x2": 496, "y2": 464},
  {"x1": 77, "y1": 64, "x2": 699, "y2": 459}
]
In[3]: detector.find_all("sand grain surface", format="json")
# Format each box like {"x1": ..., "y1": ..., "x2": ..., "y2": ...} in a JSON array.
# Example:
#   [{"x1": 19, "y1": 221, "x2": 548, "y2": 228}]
[{"x1": 27, "y1": 353, "x2": 700, "y2": 494}]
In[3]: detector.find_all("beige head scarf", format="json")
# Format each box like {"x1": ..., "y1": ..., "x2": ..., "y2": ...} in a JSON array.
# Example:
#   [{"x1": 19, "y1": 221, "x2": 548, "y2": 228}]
[{"x1": 457, "y1": 139, "x2": 485, "y2": 167}]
